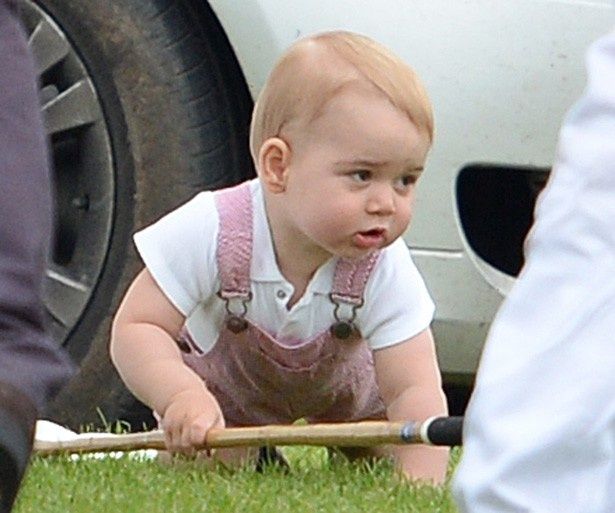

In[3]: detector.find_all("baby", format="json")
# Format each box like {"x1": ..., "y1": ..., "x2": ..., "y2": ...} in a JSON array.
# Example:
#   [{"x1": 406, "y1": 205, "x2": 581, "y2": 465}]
[{"x1": 110, "y1": 30, "x2": 448, "y2": 483}]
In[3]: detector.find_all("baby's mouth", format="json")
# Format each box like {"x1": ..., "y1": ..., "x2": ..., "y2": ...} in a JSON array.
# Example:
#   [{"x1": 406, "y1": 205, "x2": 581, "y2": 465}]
[{"x1": 352, "y1": 228, "x2": 387, "y2": 249}]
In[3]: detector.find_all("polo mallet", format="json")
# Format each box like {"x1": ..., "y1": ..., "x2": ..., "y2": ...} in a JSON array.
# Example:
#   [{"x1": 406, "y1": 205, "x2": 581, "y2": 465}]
[{"x1": 34, "y1": 416, "x2": 462, "y2": 456}]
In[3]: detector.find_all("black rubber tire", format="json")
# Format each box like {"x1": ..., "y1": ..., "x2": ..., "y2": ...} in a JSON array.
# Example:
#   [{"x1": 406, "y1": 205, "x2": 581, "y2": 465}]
[{"x1": 34, "y1": 0, "x2": 254, "y2": 429}]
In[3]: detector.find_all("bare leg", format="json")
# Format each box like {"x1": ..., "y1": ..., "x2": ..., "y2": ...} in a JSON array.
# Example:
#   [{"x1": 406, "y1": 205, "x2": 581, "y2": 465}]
[
  {"x1": 157, "y1": 446, "x2": 259, "y2": 470},
  {"x1": 327, "y1": 444, "x2": 390, "y2": 464}
]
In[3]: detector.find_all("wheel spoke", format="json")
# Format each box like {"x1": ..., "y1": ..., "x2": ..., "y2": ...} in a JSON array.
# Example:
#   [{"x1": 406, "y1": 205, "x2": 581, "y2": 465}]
[
  {"x1": 43, "y1": 79, "x2": 101, "y2": 134},
  {"x1": 18, "y1": 0, "x2": 115, "y2": 353},
  {"x1": 28, "y1": 18, "x2": 70, "y2": 75},
  {"x1": 44, "y1": 268, "x2": 92, "y2": 328}
]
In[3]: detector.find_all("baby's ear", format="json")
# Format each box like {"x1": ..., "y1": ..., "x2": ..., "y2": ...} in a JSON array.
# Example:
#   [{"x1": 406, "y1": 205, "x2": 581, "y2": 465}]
[{"x1": 258, "y1": 137, "x2": 291, "y2": 193}]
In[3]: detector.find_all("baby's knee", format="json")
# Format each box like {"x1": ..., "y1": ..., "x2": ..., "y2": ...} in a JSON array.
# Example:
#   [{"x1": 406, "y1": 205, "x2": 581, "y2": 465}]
[
  {"x1": 327, "y1": 445, "x2": 389, "y2": 463},
  {"x1": 155, "y1": 446, "x2": 258, "y2": 470}
]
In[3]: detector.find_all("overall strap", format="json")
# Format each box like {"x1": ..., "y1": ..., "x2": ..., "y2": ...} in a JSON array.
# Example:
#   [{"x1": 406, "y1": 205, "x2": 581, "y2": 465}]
[
  {"x1": 328, "y1": 251, "x2": 381, "y2": 339},
  {"x1": 213, "y1": 182, "x2": 253, "y2": 300},
  {"x1": 331, "y1": 251, "x2": 382, "y2": 306}
]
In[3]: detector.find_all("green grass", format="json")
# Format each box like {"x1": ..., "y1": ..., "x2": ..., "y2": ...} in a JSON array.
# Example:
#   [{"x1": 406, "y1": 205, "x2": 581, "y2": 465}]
[{"x1": 15, "y1": 447, "x2": 461, "y2": 513}]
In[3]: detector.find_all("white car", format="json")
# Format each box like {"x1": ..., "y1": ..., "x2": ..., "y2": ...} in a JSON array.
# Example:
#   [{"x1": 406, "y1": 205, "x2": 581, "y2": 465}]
[{"x1": 22, "y1": 0, "x2": 613, "y2": 427}]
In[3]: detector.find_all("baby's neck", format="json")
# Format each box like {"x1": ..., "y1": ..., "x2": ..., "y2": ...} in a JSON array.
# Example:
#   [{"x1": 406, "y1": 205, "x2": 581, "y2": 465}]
[
  {"x1": 264, "y1": 197, "x2": 331, "y2": 306},
  {"x1": 275, "y1": 239, "x2": 328, "y2": 307}
]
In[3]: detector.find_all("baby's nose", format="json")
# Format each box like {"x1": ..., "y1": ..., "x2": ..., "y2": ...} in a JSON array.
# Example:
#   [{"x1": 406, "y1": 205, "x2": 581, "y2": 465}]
[{"x1": 366, "y1": 185, "x2": 395, "y2": 215}]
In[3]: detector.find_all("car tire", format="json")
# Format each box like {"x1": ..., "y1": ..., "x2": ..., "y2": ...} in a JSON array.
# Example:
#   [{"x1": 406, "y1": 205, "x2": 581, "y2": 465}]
[{"x1": 20, "y1": 0, "x2": 254, "y2": 429}]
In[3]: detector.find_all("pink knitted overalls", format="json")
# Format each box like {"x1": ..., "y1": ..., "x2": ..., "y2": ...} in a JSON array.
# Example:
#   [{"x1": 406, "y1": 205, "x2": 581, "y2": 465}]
[{"x1": 176, "y1": 183, "x2": 387, "y2": 427}]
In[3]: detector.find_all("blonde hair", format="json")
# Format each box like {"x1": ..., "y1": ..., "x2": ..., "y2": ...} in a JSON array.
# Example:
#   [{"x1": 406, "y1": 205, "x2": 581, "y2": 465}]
[{"x1": 249, "y1": 31, "x2": 434, "y2": 164}]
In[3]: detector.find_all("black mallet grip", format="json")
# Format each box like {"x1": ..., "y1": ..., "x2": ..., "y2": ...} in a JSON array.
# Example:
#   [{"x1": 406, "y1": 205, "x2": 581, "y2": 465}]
[
  {"x1": 400, "y1": 416, "x2": 463, "y2": 446},
  {"x1": 424, "y1": 416, "x2": 463, "y2": 446}
]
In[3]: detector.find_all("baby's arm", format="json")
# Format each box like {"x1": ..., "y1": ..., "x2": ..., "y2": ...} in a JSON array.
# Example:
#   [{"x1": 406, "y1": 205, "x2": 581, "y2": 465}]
[
  {"x1": 373, "y1": 328, "x2": 449, "y2": 484},
  {"x1": 110, "y1": 268, "x2": 224, "y2": 454}
]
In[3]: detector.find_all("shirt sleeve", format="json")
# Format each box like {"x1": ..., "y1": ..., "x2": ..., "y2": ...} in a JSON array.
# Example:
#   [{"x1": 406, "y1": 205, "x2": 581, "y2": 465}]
[
  {"x1": 133, "y1": 192, "x2": 219, "y2": 316},
  {"x1": 360, "y1": 238, "x2": 435, "y2": 350}
]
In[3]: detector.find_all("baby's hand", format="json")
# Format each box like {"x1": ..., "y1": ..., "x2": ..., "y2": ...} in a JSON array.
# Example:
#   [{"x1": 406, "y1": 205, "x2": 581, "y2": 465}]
[{"x1": 160, "y1": 388, "x2": 225, "y2": 455}]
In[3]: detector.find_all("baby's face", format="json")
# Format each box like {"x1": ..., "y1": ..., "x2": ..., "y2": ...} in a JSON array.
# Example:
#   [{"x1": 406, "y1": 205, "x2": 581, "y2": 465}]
[{"x1": 280, "y1": 84, "x2": 430, "y2": 261}]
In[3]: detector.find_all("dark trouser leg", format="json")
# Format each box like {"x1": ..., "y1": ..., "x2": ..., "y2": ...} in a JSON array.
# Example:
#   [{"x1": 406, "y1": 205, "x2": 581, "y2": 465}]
[
  {"x1": 0, "y1": 2, "x2": 74, "y2": 511},
  {"x1": 0, "y1": 383, "x2": 37, "y2": 513},
  {"x1": 0, "y1": 0, "x2": 74, "y2": 413}
]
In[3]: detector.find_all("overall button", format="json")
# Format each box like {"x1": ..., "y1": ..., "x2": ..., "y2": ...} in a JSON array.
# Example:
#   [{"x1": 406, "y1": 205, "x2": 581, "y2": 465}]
[
  {"x1": 276, "y1": 289, "x2": 287, "y2": 299},
  {"x1": 176, "y1": 338, "x2": 191, "y2": 353},
  {"x1": 330, "y1": 321, "x2": 354, "y2": 339},
  {"x1": 227, "y1": 315, "x2": 248, "y2": 333}
]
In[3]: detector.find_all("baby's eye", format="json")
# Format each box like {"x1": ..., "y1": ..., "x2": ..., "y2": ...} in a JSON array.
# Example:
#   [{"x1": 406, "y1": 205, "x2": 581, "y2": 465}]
[
  {"x1": 395, "y1": 175, "x2": 417, "y2": 190},
  {"x1": 350, "y1": 170, "x2": 372, "y2": 182}
]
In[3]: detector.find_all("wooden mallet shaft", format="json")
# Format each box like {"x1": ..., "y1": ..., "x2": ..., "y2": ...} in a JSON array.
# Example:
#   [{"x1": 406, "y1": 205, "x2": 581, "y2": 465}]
[{"x1": 34, "y1": 416, "x2": 463, "y2": 456}]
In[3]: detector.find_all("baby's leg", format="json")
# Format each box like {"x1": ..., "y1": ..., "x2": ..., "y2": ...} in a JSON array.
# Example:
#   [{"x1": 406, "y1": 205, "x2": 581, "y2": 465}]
[
  {"x1": 327, "y1": 444, "x2": 391, "y2": 464},
  {"x1": 211, "y1": 446, "x2": 261, "y2": 468},
  {"x1": 157, "y1": 446, "x2": 259, "y2": 470}
]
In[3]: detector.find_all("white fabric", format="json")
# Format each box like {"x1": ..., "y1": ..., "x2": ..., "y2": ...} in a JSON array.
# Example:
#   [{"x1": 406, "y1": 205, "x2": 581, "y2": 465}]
[
  {"x1": 34, "y1": 421, "x2": 158, "y2": 460},
  {"x1": 134, "y1": 179, "x2": 434, "y2": 353},
  {"x1": 453, "y1": 26, "x2": 615, "y2": 513}
]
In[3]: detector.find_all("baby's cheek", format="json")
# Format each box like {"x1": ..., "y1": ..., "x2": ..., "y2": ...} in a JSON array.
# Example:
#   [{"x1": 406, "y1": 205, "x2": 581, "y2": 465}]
[
  {"x1": 396, "y1": 195, "x2": 413, "y2": 218},
  {"x1": 321, "y1": 208, "x2": 353, "y2": 231},
  {"x1": 400, "y1": 205, "x2": 412, "y2": 224}
]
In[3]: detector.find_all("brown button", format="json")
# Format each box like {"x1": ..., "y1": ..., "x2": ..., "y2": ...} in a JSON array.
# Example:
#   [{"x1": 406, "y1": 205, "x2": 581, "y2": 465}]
[
  {"x1": 330, "y1": 321, "x2": 353, "y2": 339},
  {"x1": 176, "y1": 338, "x2": 191, "y2": 353},
  {"x1": 227, "y1": 315, "x2": 248, "y2": 333}
]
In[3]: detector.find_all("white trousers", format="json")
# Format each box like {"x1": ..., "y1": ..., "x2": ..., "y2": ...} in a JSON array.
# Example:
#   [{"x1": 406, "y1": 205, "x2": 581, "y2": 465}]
[{"x1": 453, "y1": 26, "x2": 615, "y2": 513}]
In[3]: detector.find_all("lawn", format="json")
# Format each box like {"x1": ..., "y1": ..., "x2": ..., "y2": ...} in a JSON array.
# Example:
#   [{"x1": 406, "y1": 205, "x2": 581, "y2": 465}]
[{"x1": 16, "y1": 447, "x2": 461, "y2": 513}]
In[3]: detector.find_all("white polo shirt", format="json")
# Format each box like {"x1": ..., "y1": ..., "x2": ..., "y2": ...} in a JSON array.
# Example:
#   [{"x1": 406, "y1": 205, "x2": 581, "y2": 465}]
[{"x1": 134, "y1": 179, "x2": 434, "y2": 354}]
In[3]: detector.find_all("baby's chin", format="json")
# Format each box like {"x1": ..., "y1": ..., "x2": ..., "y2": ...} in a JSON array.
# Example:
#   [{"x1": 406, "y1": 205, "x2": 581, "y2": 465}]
[
  {"x1": 320, "y1": 232, "x2": 398, "y2": 260},
  {"x1": 333, "y1": 243, "x2": 386, "y2": 260}
]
